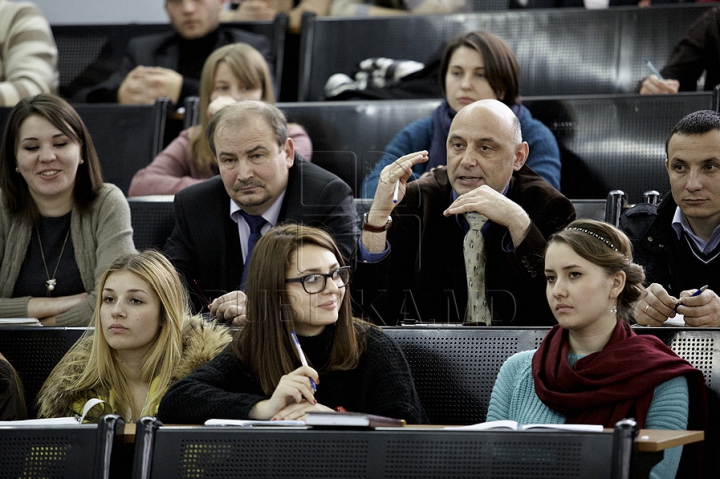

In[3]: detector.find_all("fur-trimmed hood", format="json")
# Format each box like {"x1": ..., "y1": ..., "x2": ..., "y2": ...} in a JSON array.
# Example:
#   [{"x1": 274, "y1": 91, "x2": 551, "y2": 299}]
[
  {"x1": 37, "y1": 316, "x2": 232, "y2": 419},
  {"x1": 173, "y1": 316, "x2": 232, "y2": 380}
]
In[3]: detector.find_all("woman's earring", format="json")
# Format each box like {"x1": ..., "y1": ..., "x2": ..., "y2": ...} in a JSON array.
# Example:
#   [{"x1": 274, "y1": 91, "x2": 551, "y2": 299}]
[
  {"x1": 80, "y1": 159, "x2": 84, "y2": 164},
  {"x1": 15, "y1": 167, "x2": 19, "y2": 173},
  {"x1": 610, "y1": 303, "x2": 617, "y2": 315}
]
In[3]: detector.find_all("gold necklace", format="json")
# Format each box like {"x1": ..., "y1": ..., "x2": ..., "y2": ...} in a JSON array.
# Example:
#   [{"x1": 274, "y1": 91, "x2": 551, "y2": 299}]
[{"x1": 36, "y1": 226, "x2": 70, "y2": 295}]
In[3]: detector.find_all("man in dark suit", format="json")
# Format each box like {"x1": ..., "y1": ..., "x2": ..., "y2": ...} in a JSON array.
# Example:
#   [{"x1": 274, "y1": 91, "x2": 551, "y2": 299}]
[
  {"x1": 164, "y1": 101, "x2": 359, "y2": 319},
  {"x1": 353, "y1": 99, "x2": 575, "y2": 325},
  {"x1": 77, "y1": 0, "x2": 272, "y2": 104}
]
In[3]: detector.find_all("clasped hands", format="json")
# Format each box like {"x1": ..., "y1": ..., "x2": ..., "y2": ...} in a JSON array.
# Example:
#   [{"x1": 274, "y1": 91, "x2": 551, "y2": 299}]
[
  {"x1": 635, "y1": 283, "x2": 720, "y2": 327},
  {"x1": 118, "y1": 66, "x2": 183, "y2": 105}
]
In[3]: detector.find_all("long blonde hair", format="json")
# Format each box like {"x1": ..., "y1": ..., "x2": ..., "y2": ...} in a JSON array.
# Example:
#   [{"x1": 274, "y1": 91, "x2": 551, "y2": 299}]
[
  {"x1": 39, "y1": 251, "x2": 188, "y2": 421},
  {"x1": 189, "y1": 43, "x2": 275, "y2": 172}
]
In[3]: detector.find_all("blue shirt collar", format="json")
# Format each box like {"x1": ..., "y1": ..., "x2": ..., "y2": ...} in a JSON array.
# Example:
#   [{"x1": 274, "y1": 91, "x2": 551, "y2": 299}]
[{"x1": 671, "y1": 206, "x2": 720, "y2": 254}]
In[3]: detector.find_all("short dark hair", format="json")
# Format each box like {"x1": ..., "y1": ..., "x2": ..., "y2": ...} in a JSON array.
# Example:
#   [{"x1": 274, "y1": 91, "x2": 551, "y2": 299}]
[
  {"x1": 206, "y1": 101, "x2": 288, "y2": 158},
  {"x1": 665, "y1": 109, "x2": 720, "y2": 157},
  {"x1": 0, "y1": 94, "x2": 103, "y2": 221},
  {"x1": 439, "y1": 31, "x2": 521, "y2": 107}
]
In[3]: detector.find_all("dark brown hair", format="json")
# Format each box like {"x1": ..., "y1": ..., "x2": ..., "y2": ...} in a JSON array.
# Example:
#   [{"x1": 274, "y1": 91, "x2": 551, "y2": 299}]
[
  {"x1": 439, "y1": 31, "x2": 521, "y2": 107},
  {"x1": 665, "y1": 109, "x2": 720, "y2": 157},
  {"x1": 547, "y1": 219, "x2": 645, "y2": 320},
  {"x1": 0, "y1": 94, "x2": 103, "y2": 221},
  {"x1": 234, "y1": 224, "x2": 365, "y2": 396}
]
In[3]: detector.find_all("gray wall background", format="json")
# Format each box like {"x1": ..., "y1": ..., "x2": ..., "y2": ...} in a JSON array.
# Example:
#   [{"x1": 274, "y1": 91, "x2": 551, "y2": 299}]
[{"x1": 32, "y1": 1, "x2": 169, "y2": 24}]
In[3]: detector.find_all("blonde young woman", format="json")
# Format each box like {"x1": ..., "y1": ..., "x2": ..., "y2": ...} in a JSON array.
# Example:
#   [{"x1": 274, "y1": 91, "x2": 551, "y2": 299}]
[
  {"x1": 37, "y1": 251, "x2": 231, "y2": 423},
  {"x1": 128, "y1": 42, "x2": 312, "y2": 197}
]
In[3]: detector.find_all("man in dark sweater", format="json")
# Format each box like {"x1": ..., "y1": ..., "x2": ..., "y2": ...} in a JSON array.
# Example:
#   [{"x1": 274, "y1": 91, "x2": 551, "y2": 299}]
[
  {"x1": 78, "y1": 0, "x2": 271, "y2": 105},
  {"x1": 353, "y1": 99, "x2": 574, "y2": 326},
  {"x1": 620, "y1": 110, "x2": 720, "y2": 327}
]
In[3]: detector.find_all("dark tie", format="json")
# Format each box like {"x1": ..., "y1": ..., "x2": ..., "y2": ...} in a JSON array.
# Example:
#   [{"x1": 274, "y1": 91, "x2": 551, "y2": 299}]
[{"x1": 239, "y1": 211, "x2": 267, "y2": 291}]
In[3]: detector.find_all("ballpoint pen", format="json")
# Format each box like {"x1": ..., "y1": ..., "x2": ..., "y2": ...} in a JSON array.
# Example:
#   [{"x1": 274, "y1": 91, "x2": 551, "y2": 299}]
[
  {"x1": 290, "y1": 331, "x2": 317, "y2": 391},
  {"x1": 392, "y1": 180, "x2": 400, "y2": 204},
  {"x1": 645, "y1": 59, "x2": 665, "y2": 81},
  {"x1": 674, "y1": 285, "x2": 708, "y2": 313}
]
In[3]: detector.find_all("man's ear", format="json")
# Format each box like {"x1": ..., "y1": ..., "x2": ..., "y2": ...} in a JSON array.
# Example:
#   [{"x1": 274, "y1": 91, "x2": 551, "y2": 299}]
[
  {"x1": 284, "y1": 138, "x2": 295, "y2": 168},
  {"x1": 513, "y1": 142, "x2": 529, "y2": 171}
]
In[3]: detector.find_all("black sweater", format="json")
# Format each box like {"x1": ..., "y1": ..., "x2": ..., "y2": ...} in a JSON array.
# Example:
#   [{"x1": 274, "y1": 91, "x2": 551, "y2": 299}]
[{"x1": 158, "y1": 325, "x2": 427, "y2": 424}]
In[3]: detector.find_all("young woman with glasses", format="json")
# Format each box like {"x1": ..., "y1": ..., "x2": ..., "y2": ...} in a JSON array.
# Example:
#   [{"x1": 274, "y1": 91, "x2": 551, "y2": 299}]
[{"x1": 158, "y1": 224, "x2": 426, "y2": 423}]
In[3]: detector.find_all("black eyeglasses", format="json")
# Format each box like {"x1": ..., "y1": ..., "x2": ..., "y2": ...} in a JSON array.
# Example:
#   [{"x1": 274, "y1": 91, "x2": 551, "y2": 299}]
[{"x1": 285, "y1": 266, "x2": 351, "y2": 294}]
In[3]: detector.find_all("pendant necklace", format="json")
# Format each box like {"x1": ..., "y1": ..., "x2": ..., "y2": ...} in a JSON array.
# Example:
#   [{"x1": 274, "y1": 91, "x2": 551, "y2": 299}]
[{"x1": 36, "y1": 226, "x2": 70, "y2": 295}]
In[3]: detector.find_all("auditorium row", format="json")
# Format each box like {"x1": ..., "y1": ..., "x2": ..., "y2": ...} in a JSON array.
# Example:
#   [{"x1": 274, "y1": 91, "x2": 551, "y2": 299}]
[
  {"x1": 2, "y1": 89, "x2": 716, "y2": 204},
  {"x1": 1, "y1": 325, "x2": 717, "y2": 477},
  {"x1": 50, "y1": 5, "x2": 713, "y2": 102}
]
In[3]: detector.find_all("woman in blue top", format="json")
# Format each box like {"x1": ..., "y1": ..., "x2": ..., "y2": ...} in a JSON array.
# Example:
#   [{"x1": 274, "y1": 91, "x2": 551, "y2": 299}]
[
  {"x1": 361, "y1": 31, "x2": 561, "y2": 198},
  {"x1": 487, "y1": 219, "x2": 707, "y2": 479}
]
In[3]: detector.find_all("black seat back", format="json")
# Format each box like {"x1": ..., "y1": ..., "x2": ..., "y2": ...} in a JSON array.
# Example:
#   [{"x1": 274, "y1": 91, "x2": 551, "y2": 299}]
[
  {"x1": 278, "y1": 100, "x2": 439, "y2": 195},
  {"x1": 524, "y1": 92, "x2": 714, "y2": 202},
  {"x1": 0, "y1": 327, "x2": 88, "y2": 417},
  {"x1": 383, "y1": 327, "x2": 550, "y2": 424},
  {"x1": 298, "y1": 5, "x2": 712, "y2": 101},
  {"x1": 0, "y1": 414, "x2": 124, "y2": 479},
  {"x1": 128, "y1": 197, "x2": 176, "y2": 251}
]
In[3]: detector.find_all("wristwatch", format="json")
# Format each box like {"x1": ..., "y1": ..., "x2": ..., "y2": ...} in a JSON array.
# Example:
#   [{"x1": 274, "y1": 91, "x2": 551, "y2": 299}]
[{"x1": 362, "y1": 213, "x2": 392, "y2": 232}]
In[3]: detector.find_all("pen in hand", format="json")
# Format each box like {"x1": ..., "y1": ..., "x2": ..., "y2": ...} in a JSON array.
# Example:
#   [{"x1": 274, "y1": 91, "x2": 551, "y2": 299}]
[
  {"x1": 290, "y1": 331, "x2": 317, "y2": 391},
  {"x1": 392, "y1": 180, "x2": 400, "y2": 204},
  {"x1": 673, "y1": 285, "x2": 709, "y2": 313},
  {"x1": 645, "y1": 59, "x2": 665, "y2": 81}
]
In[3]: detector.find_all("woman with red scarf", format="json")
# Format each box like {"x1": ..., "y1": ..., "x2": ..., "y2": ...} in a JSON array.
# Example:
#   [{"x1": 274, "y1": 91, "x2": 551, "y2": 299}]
[{"x1": 487, "y1": 219, "x2": 707, "y2": 479}]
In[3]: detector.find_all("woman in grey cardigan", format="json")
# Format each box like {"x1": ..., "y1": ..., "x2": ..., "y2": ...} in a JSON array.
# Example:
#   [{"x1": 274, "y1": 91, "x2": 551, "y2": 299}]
[{"x1": 0, "y1": 93, "x2": 135, "y2": 326}]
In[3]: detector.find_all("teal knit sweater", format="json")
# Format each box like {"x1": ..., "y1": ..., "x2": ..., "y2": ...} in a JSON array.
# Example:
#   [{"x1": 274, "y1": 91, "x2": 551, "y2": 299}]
[{"x1": 487, "y1": 350, "x2": 688, "y2": 479}]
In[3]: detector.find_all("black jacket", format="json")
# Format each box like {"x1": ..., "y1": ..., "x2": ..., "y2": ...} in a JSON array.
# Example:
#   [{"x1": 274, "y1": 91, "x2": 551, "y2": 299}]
[
  {"x1": 164, "y1": 155, "x2": 359, "y2": 312},
  {"x1": 620, "y1": 192, "x2": 720, "y2": 296},
  {"x1": 75, "y1": 26, "x2": 272, "y2": 104}
]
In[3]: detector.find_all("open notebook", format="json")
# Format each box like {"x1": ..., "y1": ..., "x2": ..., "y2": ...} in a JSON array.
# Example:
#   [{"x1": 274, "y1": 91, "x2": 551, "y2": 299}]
[
  {"x1": 205, "y1": 419, "x2": 305, "y2": 427},
  {"x1": 444, "y1": 420, "x2": 603, "y2": 432},
  {"x1": 0, "y1": 398, "x2": 103, "y2": 425},
  {"x1": 0, "y1": 318, "x2": 40, "y2": 326}
]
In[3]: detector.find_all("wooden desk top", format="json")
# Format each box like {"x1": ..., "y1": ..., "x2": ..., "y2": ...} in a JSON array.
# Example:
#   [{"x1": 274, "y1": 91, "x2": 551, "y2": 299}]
[
  {"x1": 122, "y1": 423, "x2": 703, "y2": 451},
  {"x1": 633, "y1": 429, "x2": 704, "y2": 452}
]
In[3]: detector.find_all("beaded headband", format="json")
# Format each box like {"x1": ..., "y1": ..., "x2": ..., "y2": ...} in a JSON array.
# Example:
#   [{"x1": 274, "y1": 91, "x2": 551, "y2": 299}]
[{"x1": 567, "y1": 227, "x2": 619, "y2": 252}]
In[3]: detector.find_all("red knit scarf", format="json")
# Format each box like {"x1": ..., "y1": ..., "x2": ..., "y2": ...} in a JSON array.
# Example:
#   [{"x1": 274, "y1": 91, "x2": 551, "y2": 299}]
[{"x1": 532, "y1": 319, "x2": 705, "y2": 429}]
